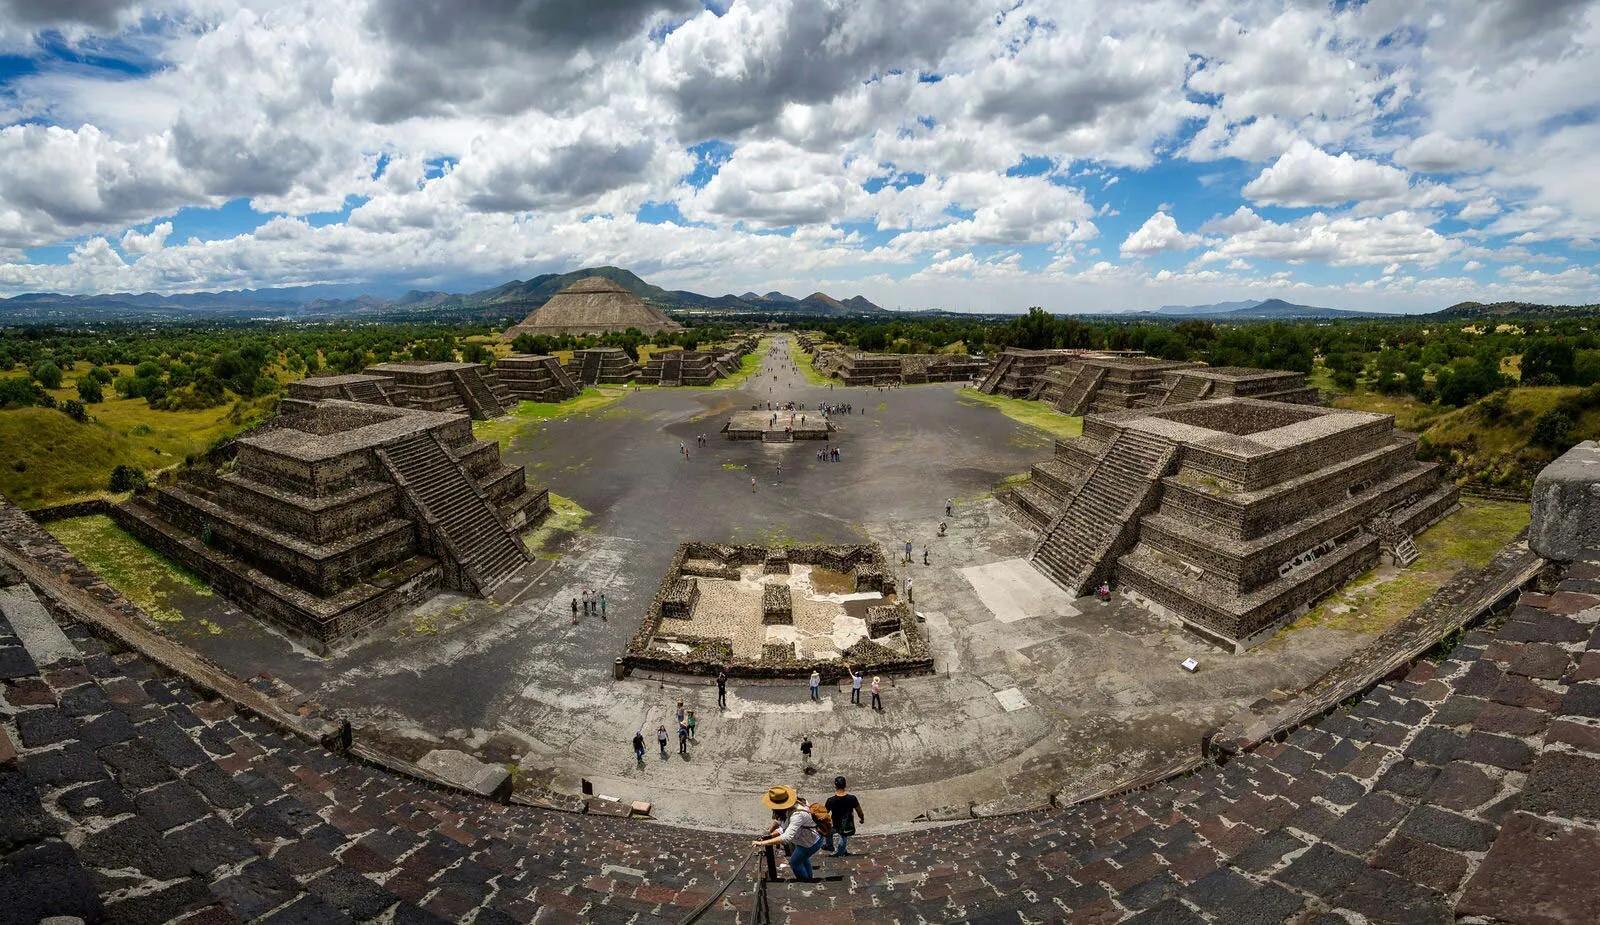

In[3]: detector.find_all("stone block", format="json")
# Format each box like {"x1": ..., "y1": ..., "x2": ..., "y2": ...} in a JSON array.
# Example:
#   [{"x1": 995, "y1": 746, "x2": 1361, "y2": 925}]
[
  {"x1": 1531, "y1": 441, "x2": 1600, "y2": 560},
  {"x1": 416, "y1": 749, "x2": 512, "y2": 803},
  {"x1": 1458, "y1": 812, "x2": 1600, "y2": 924}
]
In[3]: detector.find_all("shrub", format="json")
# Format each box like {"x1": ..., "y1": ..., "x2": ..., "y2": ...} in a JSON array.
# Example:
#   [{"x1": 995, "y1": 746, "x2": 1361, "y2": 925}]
[
  {"x1": 60, "y1": 399, "x2": 88, "y2": 423},
  {"x1": 108, "y1": 465, "x2": 148, "y2": 492},
  {"x1": 30, "y1": 360, "x2": 62, "y2": 389},
  {"x1": 0, "y1": 376, "x2": 38, "y2": 408},
  {"x1": 1531, "y1": 410, "x2": 1577, "y2": 449},
  {"x1": 76, "y1": 377, "x2": 104, "y2": 404}
]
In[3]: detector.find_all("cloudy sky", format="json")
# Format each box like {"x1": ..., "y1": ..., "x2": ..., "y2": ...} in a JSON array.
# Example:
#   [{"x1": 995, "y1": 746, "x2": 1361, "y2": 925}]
[{"x1": 0, "y1": 0, "x2": 1597, "y2": 313}]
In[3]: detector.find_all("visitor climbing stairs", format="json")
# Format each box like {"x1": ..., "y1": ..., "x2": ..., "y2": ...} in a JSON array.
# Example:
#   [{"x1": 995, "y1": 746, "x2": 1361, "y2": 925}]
[
  {"x1": 378, "y1": 433, "x2": 529, "y2": 595},
  {"x1": 452, "y1": 367, "x2": 505, "y2": 419},
  {"x1": 1031, "y1": 429, "x2": 1176, "y2": 596},
  {"x1": 1163, "y1": 374, "x2": 1213, "y2": 406},
  {"x1": 1054, "y1": 365, "x2": 1106, "y2": 415}
]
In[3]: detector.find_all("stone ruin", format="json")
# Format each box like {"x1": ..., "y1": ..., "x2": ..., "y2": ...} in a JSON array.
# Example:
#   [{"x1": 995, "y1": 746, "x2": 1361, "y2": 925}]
[
  {"x1": 362, "y1": 361, "x2": 513, "y2": 420},
  {"x1": 1038, "y1": 354, "x2": 1198, "y2": 414},
  {"x1": 1011, "y1": 397, "x2": 1460, "y2": 649},
  {"x1": 1150, "y1": 365, "x2": 1320, "y2": 407},
  {"x1": 112, "y1": 400, "x2": 544, "y2": 651},
  {"x1": 493, "y1": 354, "x2": 580, "y2": 403},
  {"x1": 564, "y1": 347, "x2": 639, "y2": 385},
  {"x1": 638, "y1": 349, "x2": 722, "y2": 386},
  {"x1": 976, "y1": 347, "x2": 1082, "y2": 397},
  {"x1": 722, "y1": 409, "x2": 836, "y2": 442},
  {"x1": 279, "y1": 373, "x2": 395, "y2": 413},
  {"x1": 623, "y1": 542, "x2": 933, "y2": 678},
  {"x1": 811, "y1": 350, "x2": 982, "y2": 386}
]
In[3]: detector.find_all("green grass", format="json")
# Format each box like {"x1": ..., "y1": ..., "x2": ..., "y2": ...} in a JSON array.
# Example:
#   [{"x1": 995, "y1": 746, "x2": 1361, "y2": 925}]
[
  {"x1": 787, "y1": 339, "x2": 837, "y2": 386},
  {"x1": 44, "y1": 515, "x2": 210, "y2": 624},
  {"x1": 473, "y1": 387, "x2": 628, "y2": 447},
  {"x1": 957, "y1": 390, "x2": 1084, "y2": 440},
  {"x1": 1269, "y1": 498, "x2": 1529, "y2": 642},
  {"x1": 522, "y1": 492, "x2": 592, "y2": 559}
]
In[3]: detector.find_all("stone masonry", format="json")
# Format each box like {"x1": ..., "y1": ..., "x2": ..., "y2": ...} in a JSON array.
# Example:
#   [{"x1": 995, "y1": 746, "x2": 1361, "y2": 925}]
[
  {"x1": 112, "y1": 401, "x2": 541, "y2": 650},
  {"x1": 564, "y1": 347, "x2": 639, "y2": 386},
  {"x1": 363, "y1": 361, "x2": 514, "y2": 420},
  {"x1": 1015, "y1": 398, "x2": 1460, "y2": 648},
  {"x1": 494, "y1": 354, "x2": 580, "y2": 403}
]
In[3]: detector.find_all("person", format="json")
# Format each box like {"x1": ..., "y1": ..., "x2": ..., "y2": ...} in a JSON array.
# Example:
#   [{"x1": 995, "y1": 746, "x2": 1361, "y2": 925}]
[
  {"x1": 905, "y1": 577, "x2": 913, "y2": 605},
  {"x1": 687, "y1": 709, "x2": 697, "y2": 741},
  {"x1": 871, "y1": 676, "x2": 882, "y2": 711},
  {"x1": 571, "y1": 597, "x2": 579, "y2": 623},
  {"x1": 753, "y1": 786, "x2": 823, "y2": 882},
  {"x1": 751, "y1": 476, "x2": 757, "y2": 493},
  {"x1": 716, "y1": 669, "x2": 728, "y2": 709},
  {"x1": 657, "y1": 724, "x2": 668, "y2": 757},
  {"x1": 946, "y1": 498, "x2": 954, "y2": 517},
  {"x1": 938, "y1": 520, "x2": 947, "y2": 536},
  {"x1": 678, "y1": 720, "x2": 690, "y2": 755},
  {"x1": 633, "y1": 730, "x2": 645, "y2": 764},
  {"x1": 922, "y1": 546, "x2": 929, "y2": 566},
  {"x1": 600, "y1": 593, "x2": 607, "y2": 619},
  {"x1": 824, "y1": 777, "x2": 864, "y2": 857},
  {"x1": 903, "y1": 540, "x2": 913, "y2": 564},
  {"x1": 676, "y1": 700, "x2": 686, "y2": 727},
  {"x1": 800, "y1": 736, "x2": 814, "y2": 770},
  {"x1": 1098, "y1": 581, "x2": 1112, "y2": 604},
  {"x1": 849, "y1": 666, "x2": 863, "y2": 706},
  {"x1": 809, "y1": 669, "x2": 821, "y2": 702}
]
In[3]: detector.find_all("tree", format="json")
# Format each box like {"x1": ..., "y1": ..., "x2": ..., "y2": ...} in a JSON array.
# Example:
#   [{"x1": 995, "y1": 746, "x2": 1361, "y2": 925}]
[
  {"x1": 0, "y1": 376, "x2": 38, "y2": 408},
  {"x1": 30, "y1": 360, "x2": 62, "y2": 389},
  {"x1": 76, "y1": 377, "x2": 104, "y2": 404},
  {"x1": 60, "y1": 399, "x2": 88, "y2": 423},
  {"x1": 1521, "y1": 339, "x2": 1576, "y2": 385},
  {"x1": 1531, "y1": 410, "x2": 1577, "y2": 449},
  {"x1": 108, "y1": 465, "x2": 147, "y2": 492}
]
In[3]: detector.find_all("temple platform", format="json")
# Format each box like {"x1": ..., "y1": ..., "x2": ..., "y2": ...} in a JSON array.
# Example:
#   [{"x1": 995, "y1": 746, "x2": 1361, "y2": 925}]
[{"x1": 722, "y1": 409, "x2": 837, "y2": 441}]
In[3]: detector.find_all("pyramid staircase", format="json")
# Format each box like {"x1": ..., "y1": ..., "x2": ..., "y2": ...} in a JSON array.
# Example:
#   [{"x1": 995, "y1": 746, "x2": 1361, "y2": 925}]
[
  {"x1": 1055, "y1": 365, "x2": 1106, "y2": 415},
  {"x1": 377, "y1": 434, "x2": 529, "y2": 595},
  {"x1": 340, "y1": 378, "x2": 392, "y2": 406},
  {"x1": 1163, "y1": 374, "x2": 1214, "y2": 406},
  {"x1": 451, "y1": 367, "x2": 506, "y2": 419},
  {"x1": 1369, "y1": 512, "x2": 1421, "y2": 567},
  {"x1": 977, "y1": 352, "x2": 1015, "y2": 394},
  {"x1": 1031, "y1": 430, "x2": 1177, "y2": 596}
]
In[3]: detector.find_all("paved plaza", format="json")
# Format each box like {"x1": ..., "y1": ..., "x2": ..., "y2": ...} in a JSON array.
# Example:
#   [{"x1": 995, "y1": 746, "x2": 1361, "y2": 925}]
[{"x1": 137, "y1": 337, "x2": 1393, "y2": 831}]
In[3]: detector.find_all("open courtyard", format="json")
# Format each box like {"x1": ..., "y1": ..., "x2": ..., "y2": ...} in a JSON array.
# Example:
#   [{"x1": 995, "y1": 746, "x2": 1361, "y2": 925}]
[{"x1": 41, "y1": 336, "x2": 1525, "y2": 831}]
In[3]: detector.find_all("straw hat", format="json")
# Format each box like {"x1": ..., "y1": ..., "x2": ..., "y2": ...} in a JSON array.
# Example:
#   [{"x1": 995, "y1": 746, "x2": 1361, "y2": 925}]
[{"x1": 762, "y1": 785, "x2": 799, "y2": 810}]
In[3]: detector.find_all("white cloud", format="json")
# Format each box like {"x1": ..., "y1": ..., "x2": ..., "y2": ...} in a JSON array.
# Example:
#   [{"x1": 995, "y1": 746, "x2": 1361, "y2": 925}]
[
  {"x1": 1120, "y1": 211, "x2": 1203, "y2": 258},
  {"x1": 120, "y1": 221, "x2": 173, "y2": 256},
  {"x1": 1395, "y1": 132, "x2": 1497, "y2": 174},
  {"x1": 1199, "y1": 210, "x2": 1459, "y2": 268},
  {"x1": 1242, "y1": 140, "x2": 1411, "y2": 208}
]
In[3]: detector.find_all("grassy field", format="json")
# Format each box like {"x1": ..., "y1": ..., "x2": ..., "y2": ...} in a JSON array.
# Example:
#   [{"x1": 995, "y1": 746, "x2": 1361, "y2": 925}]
[
  {"x1": 522, "y1": 492, "x2": 592, "y2": 559},
  {"x1": 958, "y1": 389, "x2": 1084, "y2": 440},
  {"x1": 44, "y1": 515, "x2": 211, "y2": 624},
  {"x1": 1266, "y1": 498, "x2": 1529, "y2": 645},
  {"x1": 787, "y1": 339, "x2": 838, "y2": 386},
  {"x1": 473, "y1": 387, "x2": 630, "y2": 447}
]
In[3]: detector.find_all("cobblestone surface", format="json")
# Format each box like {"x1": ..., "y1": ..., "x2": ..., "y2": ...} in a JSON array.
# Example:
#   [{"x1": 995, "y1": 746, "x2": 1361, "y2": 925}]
[{"x1": 5, "y1": 532, "x2": 1598, "y2": 922}]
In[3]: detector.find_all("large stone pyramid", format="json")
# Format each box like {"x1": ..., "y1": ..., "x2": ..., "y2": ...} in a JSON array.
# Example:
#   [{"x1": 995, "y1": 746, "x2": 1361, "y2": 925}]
[{"x1": 502, "y1": 277, "x2": 684, "y2": 339}]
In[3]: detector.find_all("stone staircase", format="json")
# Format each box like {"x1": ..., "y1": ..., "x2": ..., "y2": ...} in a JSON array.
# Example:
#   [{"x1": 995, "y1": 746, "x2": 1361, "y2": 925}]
[
  {"x1": 977, "y1": 352, "x2": 1014, "y2": 394},
  {"x1": 341, "y1": 378, "x2": 392, "y2": 406},
  {"x1": 451, "y1": 366, "x2": 506, "y2": 419},
  {"x1": 1055, "y1": 365, "x2": 1106, "y2": 415},
  {"x1": 379, "y1": 434, "x2": 528, "y2": 595},
  {"x1": 1370, "y1": 513, "x2": 1422, "y2": 567},
  {"x1": 1163, "y1": 374, "x2": 1213, "y2": 406},
  {"x1": 1032, "y1": 430, "x2": 1176, "y2": 596}
]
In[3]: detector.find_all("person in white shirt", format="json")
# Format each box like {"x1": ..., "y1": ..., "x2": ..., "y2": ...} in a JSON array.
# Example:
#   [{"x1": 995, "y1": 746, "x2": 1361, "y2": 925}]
[
  {"x1": 849, "y1": 666, "x2": 863, "y2": 706},
  {"x1": 752, "y1": 786, "x2": 823, "y2": 882}
]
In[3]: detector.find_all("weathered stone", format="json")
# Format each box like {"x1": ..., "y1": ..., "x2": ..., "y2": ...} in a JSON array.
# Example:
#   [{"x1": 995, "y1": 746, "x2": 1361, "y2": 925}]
[
  {"x1": 416, "y1": 749, "x2": 512, "y2": 802},
  {"x1": 1458, "y1": 812, "x2": 1600, "y2": 924},
  {"x1": 1372, "y1": 834, "x2": 1470, "y2": 894},
  {"x1": 1519, "y1": 751, "x2": 1600, "y2": 822},
  {"x1": 1530, "y1": 441, "x2": 1600, "y2": 560}
]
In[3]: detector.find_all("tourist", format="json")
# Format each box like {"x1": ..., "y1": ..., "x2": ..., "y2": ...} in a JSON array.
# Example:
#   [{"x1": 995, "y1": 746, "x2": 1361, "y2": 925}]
[
  {"x1": 809, "y1": 669, "x2": 821, "y2": 701},
  {"x1": 904, "y1": 577, "x2": 913, "y2": 605},
  {"x1": 938, "y1": 520, "x2": 947, "y2": 536},
  {"x1": 751, "y1": 476, "x2": 757, "y2": 493},
  {"x1": 676, "y1": 700, "x2": 686, "y2": 727},
  {"x1": 657, "y1": 724, "x2": 669, "y2": 757},
  {"x1": 849, "y1": 666, "x2": 863, "y2": 706},
  {"x1": 871, "y1": 676, "x2": 882, "y2": 711},
  {"x1": 1098, "y1": 581, "x2": 1112, "y2": 604},
  {"x1": 946, "y1": 499, "x2": 954, "y2": 517},
  {"x1": 633, "y1": 731, "x2": 645, "y2": 765},
  {"x1": 716, "y1": 669, "x2": 728, "y2": 709},
  {"x1": 678, "y1": 720, "x2": 690, "y2": 755},
  {"x1": 923, "y1": 546, "x2": 929, "y2": 566},
  {"x1": 687, "y1": 710, "x2": 697, "y2": 741},
  {"x1": 824, "y1": 777, "x2": 864, "y2": 857},
  {"x1": 571, "y1": 598, "x2": 579, "y2": 623},
  {"x1": 903, "y1": 540, "x2": 913, "y2": 564},
  {"x1": 752, "y1": 786, "x2": 823, "y2": 883},
  {"x1": 600, "y1": 593, "x2": 607, "y2": 618},
  {"x1": 800, "y1": 735, "x2": 814, "y2": 770}
]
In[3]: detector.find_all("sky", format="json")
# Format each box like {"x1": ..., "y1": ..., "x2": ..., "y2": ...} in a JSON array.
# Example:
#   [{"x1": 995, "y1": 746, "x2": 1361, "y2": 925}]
[{"x1": 0, "y1": 1, "x2": 1597, "y2": 314}]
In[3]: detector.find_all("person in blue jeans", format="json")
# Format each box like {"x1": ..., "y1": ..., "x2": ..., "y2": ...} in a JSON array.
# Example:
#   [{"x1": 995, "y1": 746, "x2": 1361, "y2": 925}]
[
  {"x1": 824, "y1": 777, "x2": 864, "y2": 856},
  {"x1": 752, "y1": 786, "x2": 823, "y2": 882}
]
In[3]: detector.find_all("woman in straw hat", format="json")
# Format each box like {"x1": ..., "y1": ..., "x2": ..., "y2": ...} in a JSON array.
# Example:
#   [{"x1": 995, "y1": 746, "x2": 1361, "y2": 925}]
[{"x1": 752, "y1": 785, "x2": 823, "y2": 882}]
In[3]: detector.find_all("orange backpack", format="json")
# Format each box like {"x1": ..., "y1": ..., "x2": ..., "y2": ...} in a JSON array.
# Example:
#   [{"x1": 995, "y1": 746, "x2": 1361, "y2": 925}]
[{"x1": 807, "y1": 802, "x2": 834, "y2": 838}]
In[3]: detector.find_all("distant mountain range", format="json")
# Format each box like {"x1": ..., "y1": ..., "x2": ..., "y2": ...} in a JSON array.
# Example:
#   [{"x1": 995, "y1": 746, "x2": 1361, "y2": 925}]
[
  {"x1": 0, "y1": 266, "x2": 890, "y2": 323},
  {"x1": 1138, "y1": 298, "x2": 1382, "y2": 319}
]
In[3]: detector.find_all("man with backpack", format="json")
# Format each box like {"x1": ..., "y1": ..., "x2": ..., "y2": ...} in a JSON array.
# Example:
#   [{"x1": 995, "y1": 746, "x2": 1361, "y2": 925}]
[{"x1": 824, "y1": 777, "x2": 864, "y2": 856}]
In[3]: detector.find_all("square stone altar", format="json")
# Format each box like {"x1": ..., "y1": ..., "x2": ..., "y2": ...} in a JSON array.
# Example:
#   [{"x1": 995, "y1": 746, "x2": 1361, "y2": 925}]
[{"x1": 624, "y1": 543, "x2": 933, "y2": 678}]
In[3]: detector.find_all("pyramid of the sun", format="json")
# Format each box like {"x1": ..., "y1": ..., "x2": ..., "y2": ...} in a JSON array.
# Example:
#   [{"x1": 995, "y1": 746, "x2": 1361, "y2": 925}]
[{"x1": 502, "y1": 277, "x2": 684, "y2": 339}]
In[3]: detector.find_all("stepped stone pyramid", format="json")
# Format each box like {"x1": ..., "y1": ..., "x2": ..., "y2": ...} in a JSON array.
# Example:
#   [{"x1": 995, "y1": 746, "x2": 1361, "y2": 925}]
[
  {"x1": 494, "y1": 354, "x2": 580, "y2": 402},
  {"x1": 280, "y1": 374, "x2": 394, "y2": 413},
  {"x1": 112, "y1": 401, "x2": 541, "y2": 650},
  {"x1": 362, "y1": 361, "x2": 513, "y2": 420},
  {"x1": 502, "y1": 276, "x2": 682, "y2": 338},
  {"x1": 0, "y1": 475, "x2": 1594, "y2": 923},
  {"x1": 565, "y1": 347, "x2": 639, "y2": 385},
  {"x1": 1017, "y1": 398, "x2": 1459, "y2": 649}
]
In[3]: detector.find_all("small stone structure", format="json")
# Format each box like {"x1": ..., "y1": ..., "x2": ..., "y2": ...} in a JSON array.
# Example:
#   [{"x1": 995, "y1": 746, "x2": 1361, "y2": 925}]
[
  {"x1": 564, "y1": 347, "x2": 639, "y2": 385},
  {"x1": 1530, "y1": 440, "x2": 1600, "y2": 560},
  {"x1": 363, "y1": 361, "x2": 513, "y2": 420},
  {"x1": 721, "y1": 409, "x2": 836, "y2": 442},
  {"x1": 976, "y1": 348, "x2": 1084, "y2": 397},
  {"x1": 638, "y1": 349, "x2": 722, "y2": 386},
  {"x1": 1150, "y1": 366, "x2": 1320, "y2": 407},
  {"x1": 1041, "y1": 355, "x2": 1199, "y2": 414},
  {"x1": 494, "y1": 354, "x2": 580, "y2": 403},
  {"x1": 811, "y1": 350, "x2": 981, "y2": 385},
  {"x1": 280, "y1": 374, "x2": 394, "y2": 413},
  {"x1": 624, "y1": 542, "x2": 932, "y2": 678},
  {"x1": 112, "y1": 401, "x2": 543, "y2": 651},
  {"x1": 1012, "y1": 398, "x2": 1460, "y2": 649}
]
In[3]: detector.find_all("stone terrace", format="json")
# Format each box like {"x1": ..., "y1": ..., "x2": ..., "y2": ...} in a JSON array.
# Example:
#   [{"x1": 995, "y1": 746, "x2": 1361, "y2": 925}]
[{"x1": 3, "y1": 485, "x2": 1598, "y2": 922}]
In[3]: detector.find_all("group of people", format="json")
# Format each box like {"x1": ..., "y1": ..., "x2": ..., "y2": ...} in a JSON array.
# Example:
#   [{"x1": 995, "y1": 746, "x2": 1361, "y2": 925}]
[
  {"x1": 808, "y1": 666, "x2": 884, "y2": 710},
  {"x1": 635, "y1": 699, "x2": 700, "y2": 762},
  {"x1": 753, "y1": 780, "x2": 866, "y2": 881},
  {"x1": 819, "y1": 402, "x2": 852, "y2": 415},
  {"x1": 815, "y1": 446, "x2": 842, "y2": 462},
  {"x1": 570, "y1": 589, "x2": 606, "y2": 623}
]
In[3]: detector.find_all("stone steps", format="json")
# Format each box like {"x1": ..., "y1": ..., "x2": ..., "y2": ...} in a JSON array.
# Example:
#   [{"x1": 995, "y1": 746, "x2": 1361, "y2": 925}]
[
  {"x1": 1033, "y1": 430, "x2": 1173, "y2": 593},
  {"x1": 384, "y1": 435, "x2": 526, "y2": 593}
]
